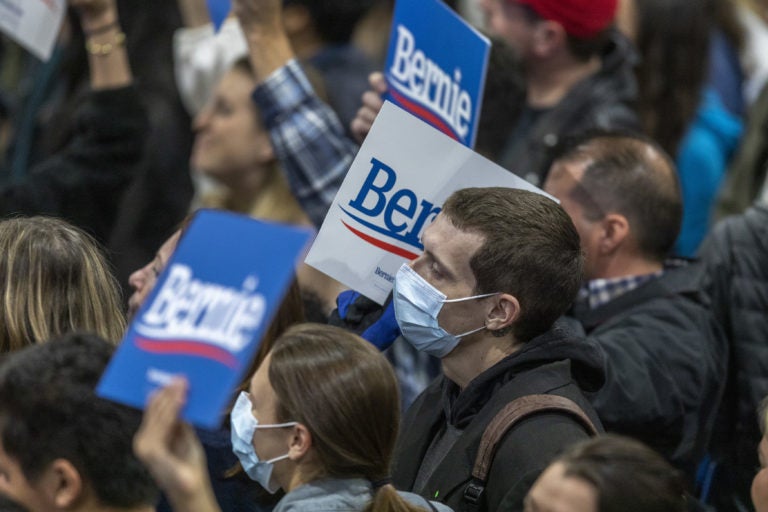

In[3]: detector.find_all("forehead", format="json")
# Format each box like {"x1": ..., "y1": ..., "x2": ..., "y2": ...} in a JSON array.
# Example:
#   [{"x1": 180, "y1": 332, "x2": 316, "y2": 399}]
[
  {"x1": 527, "y1": 462, "x2": 597, "y2": 512},
  {"x1": 158, "y1": 230, "x2": 181, "y2": 261},
  {"x1": 422, "y1": 213, "x2": 484, "y2": 273},
  {"x1": 248, "y1": 353, "x2": 278, "y2": 415},
  {"x1": 215, "y1": 69, "x2": 257, "y2": 104},
  {"x1": 544, "y1": 160, "x2": 588, "y2": 198}
]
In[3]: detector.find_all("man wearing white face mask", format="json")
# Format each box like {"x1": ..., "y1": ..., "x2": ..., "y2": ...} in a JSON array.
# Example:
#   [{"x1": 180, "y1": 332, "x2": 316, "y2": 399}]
[{"x1": 389, "y1": 187, "x2": 606, "y2": 512}]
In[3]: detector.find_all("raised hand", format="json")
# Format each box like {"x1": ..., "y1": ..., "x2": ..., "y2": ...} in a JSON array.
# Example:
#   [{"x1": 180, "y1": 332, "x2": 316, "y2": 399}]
[
  {"x1": 232, "y1": 0, "x2": 282, "y2": 35},
  {"x1": 134, "y1": 379, "x2": 221, "y2": 512},
  {"x1": 351, "y1": 72, "x2": 388, "y2": 144},
  {"x1": 69, "y1": 0, "x2": 118, "y2": 30}
]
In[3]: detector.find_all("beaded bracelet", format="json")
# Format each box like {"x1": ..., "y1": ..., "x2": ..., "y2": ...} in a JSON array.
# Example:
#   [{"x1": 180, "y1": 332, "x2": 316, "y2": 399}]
[{"x1": 85, "y1": 32, "x2": 126, "y2": 56}]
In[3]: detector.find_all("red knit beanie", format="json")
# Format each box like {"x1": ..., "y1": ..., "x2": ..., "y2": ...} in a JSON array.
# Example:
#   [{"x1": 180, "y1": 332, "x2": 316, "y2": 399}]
[{"x1": 515, "y1": 0, "x2": 617, "y2": 39}]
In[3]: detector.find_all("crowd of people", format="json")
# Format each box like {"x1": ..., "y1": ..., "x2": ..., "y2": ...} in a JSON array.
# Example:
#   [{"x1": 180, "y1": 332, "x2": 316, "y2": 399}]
[{"x1": 0, "y1": 0, "x2": 767, "y2": 511}]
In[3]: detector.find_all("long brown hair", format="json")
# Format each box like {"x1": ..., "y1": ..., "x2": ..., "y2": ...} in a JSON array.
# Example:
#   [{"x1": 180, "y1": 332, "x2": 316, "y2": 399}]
[
  {"x1": 269, "y1": 324, "x2": 429, "y2": 512},
  {"x1": 0, "y1": 216, "x2": 125, "y2": 352},
  {"x1": 236, "y1": 279, "x2": 305, "y2": 395}
]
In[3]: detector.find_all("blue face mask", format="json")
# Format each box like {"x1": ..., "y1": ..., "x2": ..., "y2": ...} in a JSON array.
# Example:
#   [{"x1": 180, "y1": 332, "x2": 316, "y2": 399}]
[
  {"x1": 392, "y1": 264, "x2": 498, "y2": 357},
  {"x1": 230, "y1": 391, "x2": 297, "y2": 493}
]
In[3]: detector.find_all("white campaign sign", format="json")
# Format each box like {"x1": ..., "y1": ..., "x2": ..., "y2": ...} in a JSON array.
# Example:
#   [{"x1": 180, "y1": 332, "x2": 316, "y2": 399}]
[
  {"x1": 305, "y1": 101, "x2": 553, "y2": 304},
  {"x1": 0, "y1": 0, "x2": 65, "y2": 61}
]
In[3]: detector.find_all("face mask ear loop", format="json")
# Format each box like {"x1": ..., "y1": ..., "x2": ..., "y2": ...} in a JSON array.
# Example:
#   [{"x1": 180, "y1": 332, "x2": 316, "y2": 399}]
[
  {"x1": 264, "y1": 453, "x2": 292, "y2": 465},
  {"x1": 442, "y1": 291, "x2": 500, "y2": 304},
  {"x1": 455, "y1": 324, "x2": 487, "y2": 339}
]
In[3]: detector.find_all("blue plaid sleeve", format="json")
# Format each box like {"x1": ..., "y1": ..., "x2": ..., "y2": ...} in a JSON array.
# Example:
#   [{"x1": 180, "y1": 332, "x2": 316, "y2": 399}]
[{"x1": 252, "y1": 59, "x2": 359, "y2": 228}]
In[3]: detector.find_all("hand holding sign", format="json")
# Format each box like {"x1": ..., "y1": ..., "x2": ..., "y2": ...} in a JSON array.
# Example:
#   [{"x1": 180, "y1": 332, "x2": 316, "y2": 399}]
[
  {"x1": 134, "y1": 378, "x2": 218, "y2": 511},
  {"x1": 351, "y1": 72, "x2": 388, "y2": 145}
]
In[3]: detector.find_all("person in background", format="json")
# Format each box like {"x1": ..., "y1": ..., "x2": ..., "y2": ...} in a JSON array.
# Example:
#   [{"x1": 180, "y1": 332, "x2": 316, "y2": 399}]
[
  {"x1": 615, "y1": 0, "x2": 743, "y2": 257},
  {"x1": 0, "y1": 333, "x2": 158, "y2": 512},
  {"x1": 187, "y1": 57, "x2": 346, "y2": 315},
  {"x1": 0, "y1": 216, "x2": 125, "y2": 352},
  {"x1": 544, "y1": 132, "x2": 727, "y2": 483},
  {"x1": 698, "y1": 177, "x2": 768, "y2": 511},
  {"x1": 125, "y1": 217, "x2": 309, "y2": 512},
  {"x1": 0, "y1": 0, "x2": 147, "y2": 244},
  {"x1": 473, "y1": 0, "x2": 638, "y2": 186},
  {"x1": 173, "y1": 0, "x2": 374, "y2": 135},
  {"x1": 524, "y1": 435, "x2": 687, "y2": 512}
]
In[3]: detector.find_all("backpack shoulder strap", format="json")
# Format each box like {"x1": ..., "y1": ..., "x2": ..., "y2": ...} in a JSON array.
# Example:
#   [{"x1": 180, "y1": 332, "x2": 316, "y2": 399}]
[{"x1": 463, "y1": 394, "x2": 598, "y2": 510}]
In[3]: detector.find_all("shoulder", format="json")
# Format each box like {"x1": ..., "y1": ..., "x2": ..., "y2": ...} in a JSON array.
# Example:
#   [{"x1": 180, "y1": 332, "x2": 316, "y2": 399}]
[
  {"x1": 398, "y1": 491, "x2": 454, "y2": 512},
  {"x1": 484, "y1": 408, "x2": 595, "y2": 510}
]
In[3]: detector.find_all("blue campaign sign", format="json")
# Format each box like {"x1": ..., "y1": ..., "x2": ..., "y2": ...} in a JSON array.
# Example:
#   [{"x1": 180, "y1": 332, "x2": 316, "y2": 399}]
[
  {"x1": 206, "y1": 0, "x2": 230, "y2": 32},
  {"x1": 97, "y1": 210, "x2": 312, "y2": 429},
  {"x1": 384, "y1": 0, "x2": 490, "y2": 149}
]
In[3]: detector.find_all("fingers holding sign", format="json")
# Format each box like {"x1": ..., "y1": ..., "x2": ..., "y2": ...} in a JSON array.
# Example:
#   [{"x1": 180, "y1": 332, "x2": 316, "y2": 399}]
[
  {"x1": 133, "y1": 378, "x2": 221, "y2": 512},
  {"x1": 351, "y1": 72, "x2": 389, "y2": 144}
]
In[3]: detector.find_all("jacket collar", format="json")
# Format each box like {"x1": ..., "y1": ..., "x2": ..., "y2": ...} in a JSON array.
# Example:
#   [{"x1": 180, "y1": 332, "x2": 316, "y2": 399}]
[
  {"x1": 442, "y1": 320, "x2": 605, "y2": 427},
  {"x1": 574, "y1": 261, "x2": 707, "y2": 332}
]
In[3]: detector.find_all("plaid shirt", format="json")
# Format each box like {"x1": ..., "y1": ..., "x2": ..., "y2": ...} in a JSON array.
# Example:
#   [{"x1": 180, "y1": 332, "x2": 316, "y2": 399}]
[
  {"x1": 252, "y1": 59, "x2": 359, "y2": 228},
  {"x1": 579, "y1": 270, "x2": 664, "y2": 310}
]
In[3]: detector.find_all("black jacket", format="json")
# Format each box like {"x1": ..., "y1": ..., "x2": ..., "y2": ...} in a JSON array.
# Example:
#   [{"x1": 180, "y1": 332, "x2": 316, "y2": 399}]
[
  {"x1": 499, "y1": 30, "x2": 639, "y2": 186},
  {"x1": 572, "y1": 264, "x2": 728, "y2": 480},
  {"x1": 0, "y1": 86, "x2": 147, "y2": 243},
  {"x1": 698, "y1": 204, "x2": 768, "y2": 506},
  {"x1": 392, "y1": 322, "x2": 605, "y2": 512}
]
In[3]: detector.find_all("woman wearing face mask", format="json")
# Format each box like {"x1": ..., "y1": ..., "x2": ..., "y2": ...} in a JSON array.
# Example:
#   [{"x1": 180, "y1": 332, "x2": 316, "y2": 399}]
[{"x1": 134, "y1": 323, "x2": 452, "y2": 512}]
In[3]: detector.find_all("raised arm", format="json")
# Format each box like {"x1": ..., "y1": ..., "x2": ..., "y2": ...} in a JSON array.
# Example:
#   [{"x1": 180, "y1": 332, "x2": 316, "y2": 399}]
[
  {"x1": 134, "y1": 379, "x2": 222, "y2": 512},
  {"x1": 0, "y1": 0, "x2": 147, "y2": 242},
  {"x1": 74, "y1": 0, "x2": 131, "y2": 89},
  {"x1": 234, "y1": 0, "x2": 358, "y2": 228}
]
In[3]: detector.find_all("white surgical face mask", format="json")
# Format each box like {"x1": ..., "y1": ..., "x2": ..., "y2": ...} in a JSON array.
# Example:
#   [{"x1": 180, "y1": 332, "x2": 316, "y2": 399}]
[
  {"x1": 393, "y1": 264, "x2": 498, "y2": 357},
  {"x1": 230, "y1": 391, "x2": 297, "y2": 493}
]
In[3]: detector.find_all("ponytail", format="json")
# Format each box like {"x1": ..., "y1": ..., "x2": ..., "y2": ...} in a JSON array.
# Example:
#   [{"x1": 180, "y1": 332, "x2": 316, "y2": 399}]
[{"x1": 365, "y1": 483, "x2": 435, "y2": 512}]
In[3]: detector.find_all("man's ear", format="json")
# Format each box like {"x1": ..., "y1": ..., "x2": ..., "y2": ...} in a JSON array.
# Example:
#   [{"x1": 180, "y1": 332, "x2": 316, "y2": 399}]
[
  {"x1": 485, "y1": 293, "x2": 520, "y2": 333},
  {"x1": 531, "y1": 20, "x2": 567, "y2": 58},
  {"x1": 597, "y1": 213, "x2": 630, "y2": 255},
  {"x1": 38, "y1": 459, "x2": 83, "y2": 510},
  {"x1": 287, "y1": 424, "x2": 313, "y2": 461}
]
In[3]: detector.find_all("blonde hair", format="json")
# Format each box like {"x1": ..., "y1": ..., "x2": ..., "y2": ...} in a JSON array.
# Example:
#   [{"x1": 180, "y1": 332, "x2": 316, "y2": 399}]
[
  {"x1": 269, "y1": 324, "x2": 430, "y2": 512},
  {"x1": 0, "y1": 217, "x2": 126, "y2": 352}
]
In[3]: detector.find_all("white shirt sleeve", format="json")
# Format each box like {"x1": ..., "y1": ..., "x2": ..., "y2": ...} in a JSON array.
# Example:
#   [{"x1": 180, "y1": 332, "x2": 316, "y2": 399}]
[{"x1": 173, "y1": 18, "x2": 249, "y2": 116}]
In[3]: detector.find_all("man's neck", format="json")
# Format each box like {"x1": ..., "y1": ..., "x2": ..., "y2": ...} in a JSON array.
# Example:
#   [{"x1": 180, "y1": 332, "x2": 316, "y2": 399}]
[
  {"x1": 442, "y1": 335, "x2": 520, "y2": 390},
  {"x1": 591, "y1": 254, "x2": 664, "y2": 281},
  {"x1": 525, "y1": 55, "x2": 601, "y2": 109}
]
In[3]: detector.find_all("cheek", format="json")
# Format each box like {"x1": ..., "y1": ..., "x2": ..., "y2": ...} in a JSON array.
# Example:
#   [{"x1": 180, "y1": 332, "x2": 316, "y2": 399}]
[{"x1": 754, "y1": 469, "x2": 768, "y2": 512}]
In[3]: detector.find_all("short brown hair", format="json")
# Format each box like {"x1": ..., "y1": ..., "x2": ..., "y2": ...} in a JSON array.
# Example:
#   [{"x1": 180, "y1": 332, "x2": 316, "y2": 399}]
[
  {"x1": 442, "y1": 188, "x2": 583, "y2": 342},
  {"x1": 553, "y1": 132, "x2": 682, "y2": 263},
  {"x1": 557, "y1": 435, "x2": 687, "y2": 512}
]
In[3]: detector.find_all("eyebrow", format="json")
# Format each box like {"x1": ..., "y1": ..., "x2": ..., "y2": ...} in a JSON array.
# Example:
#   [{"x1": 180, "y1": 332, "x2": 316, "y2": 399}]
[
  {"x1": 420, "y1": 226, "x2": 458, "y2": 279},
  {"x1": 424, "y1": 248, "x2": 456, "y2": 281}
]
